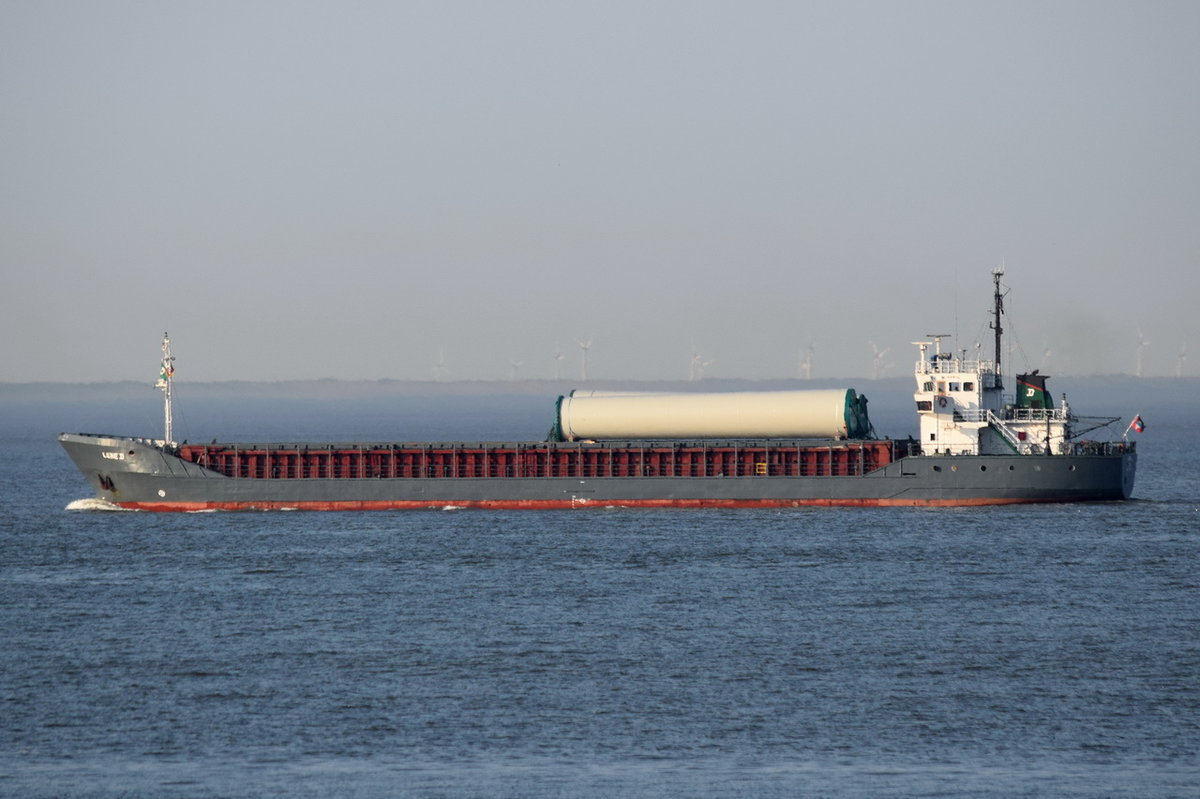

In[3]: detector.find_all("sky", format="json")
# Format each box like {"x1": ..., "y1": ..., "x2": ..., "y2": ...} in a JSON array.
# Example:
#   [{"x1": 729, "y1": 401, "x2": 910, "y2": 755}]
[{"x1": 2, "y1": 0, "x2": 1197, "y2": 383}]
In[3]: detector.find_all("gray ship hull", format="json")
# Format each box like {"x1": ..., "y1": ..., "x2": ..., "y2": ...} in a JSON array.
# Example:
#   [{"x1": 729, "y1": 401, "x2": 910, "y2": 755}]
[{"x1": 59, "y1": 433, "x2": 1136, "y2": 510}]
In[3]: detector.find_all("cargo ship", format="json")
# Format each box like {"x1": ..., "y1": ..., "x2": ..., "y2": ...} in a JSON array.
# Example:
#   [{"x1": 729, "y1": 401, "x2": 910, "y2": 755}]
[{"x1": 60, "y1": 270, "x2": 1137, "y2": 510}]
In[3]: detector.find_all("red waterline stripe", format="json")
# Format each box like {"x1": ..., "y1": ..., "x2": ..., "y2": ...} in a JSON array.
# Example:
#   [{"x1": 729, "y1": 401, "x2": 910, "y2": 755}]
[{"x1": 114, "y1": 496, "x2": 1068, "y2": 512}]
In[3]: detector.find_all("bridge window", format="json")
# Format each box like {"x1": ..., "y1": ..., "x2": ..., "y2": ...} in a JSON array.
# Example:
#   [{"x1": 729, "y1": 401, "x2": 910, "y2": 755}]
[{"x1": 963, "y1": 382, "x2": 974, "y2": 391}]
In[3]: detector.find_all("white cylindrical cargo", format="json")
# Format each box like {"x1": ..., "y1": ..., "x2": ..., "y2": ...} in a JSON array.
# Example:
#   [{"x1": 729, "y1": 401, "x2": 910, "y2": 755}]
[{"x1": 555, "y1": 389, "x2": 867, "y2": 441}]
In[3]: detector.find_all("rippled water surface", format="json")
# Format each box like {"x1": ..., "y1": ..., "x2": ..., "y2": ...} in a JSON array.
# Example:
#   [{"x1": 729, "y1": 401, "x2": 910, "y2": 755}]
[{"x1": 2, "y1": 394, "x2": 1197, "y2": 797}]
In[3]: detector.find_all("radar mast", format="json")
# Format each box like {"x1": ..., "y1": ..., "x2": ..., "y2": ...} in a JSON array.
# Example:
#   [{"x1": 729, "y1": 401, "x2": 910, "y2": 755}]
[
  {"x1": 155, "y1": 332, "x2": 176, "y2": 445},
  {"x1": 990, "y1": 267, "x2": 1006, "y2": 389}
]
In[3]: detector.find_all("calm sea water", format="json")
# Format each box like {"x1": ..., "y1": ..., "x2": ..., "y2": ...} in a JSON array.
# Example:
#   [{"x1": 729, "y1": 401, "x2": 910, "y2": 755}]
[{"x1": 2, "y1": 389, "x2": 1197, "y2": 797}]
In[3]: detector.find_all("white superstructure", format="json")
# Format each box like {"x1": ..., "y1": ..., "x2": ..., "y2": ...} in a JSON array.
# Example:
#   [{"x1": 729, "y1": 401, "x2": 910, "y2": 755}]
[
  {"x1": 912, "y1": 269, "x2": 1073, "y2": 456},
  {"x1": 912, "y1": 338, "x2": 1072, "y2": 455}
]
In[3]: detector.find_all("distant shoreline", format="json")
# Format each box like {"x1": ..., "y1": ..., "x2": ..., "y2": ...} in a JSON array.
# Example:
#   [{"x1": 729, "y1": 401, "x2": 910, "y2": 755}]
[{"x1": 2, "y1": 376, "x2": 904, "y2": 402}]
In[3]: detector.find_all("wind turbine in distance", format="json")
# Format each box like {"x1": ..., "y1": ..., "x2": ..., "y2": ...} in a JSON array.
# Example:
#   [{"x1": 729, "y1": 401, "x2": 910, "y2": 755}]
[
  {"x1": 689, "y1": 347, "x2": 711, "y2": 381},
  {"x1": 1177, "y1": 344, "x2": 1188, "y2": 378},
  {"x1": 433, "y1": 350, "x2": 449, "y2": 382},
  {"x1": 1136, "y1": 328, "x2": 1151, "y2": 377},
  {"x1": 553, "y1": 348, "x2": 566, "y2": 381},
  {"x1": 576, "y1": 337, "x2": 592, "y2": 381},
  {"x1": 509, "y1": 360, "x2": 522, "y2": 382},
  {"x1": 798, "y1": 343, "x2": 814, "y2": 379},
  {"x1": 869, "y1": 341, "x2": 890, "y2": 380}
]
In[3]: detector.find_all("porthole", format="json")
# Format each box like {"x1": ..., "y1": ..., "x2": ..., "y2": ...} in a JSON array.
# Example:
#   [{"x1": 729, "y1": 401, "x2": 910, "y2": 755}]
[
  {"x1": 980, "y1": 465, "x2": 987, "y2": 472},
  {"x1": 951, "y1": 465, "x2": 959, "y2": 472},
  {"x1": 1068, "y1": 464, "x2": 1077, "y2": 471},
  {"x1": 1008, "y1": 465, "x2": 1015, "y2": 471},
  {"x1": 932, "y1": 465, "x2": 942, "y2": 472}
]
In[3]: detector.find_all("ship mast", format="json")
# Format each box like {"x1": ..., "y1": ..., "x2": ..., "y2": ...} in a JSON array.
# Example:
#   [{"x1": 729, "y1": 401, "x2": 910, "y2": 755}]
[
  {"x1": 990, "y1": 266, "x2": 1005, "y2": 389},
  {"x1": 155, "y1": 332, "x2": 176, "y2": 444}
]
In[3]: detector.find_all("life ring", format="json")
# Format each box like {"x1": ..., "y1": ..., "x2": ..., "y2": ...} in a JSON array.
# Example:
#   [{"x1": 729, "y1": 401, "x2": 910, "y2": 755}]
[{"x1": 937, "y1": 396, "x2": 949, "y2": 409}]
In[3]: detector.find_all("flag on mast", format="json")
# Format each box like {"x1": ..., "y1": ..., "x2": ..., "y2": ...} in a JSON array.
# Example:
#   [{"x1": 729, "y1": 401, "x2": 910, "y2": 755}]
[
  {"x1": 157, "y1": 333, "x2": 175, "y2": 387},
  {"x1": 1124, "y1": 414, "x2": 1146, "y2": 437}
]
